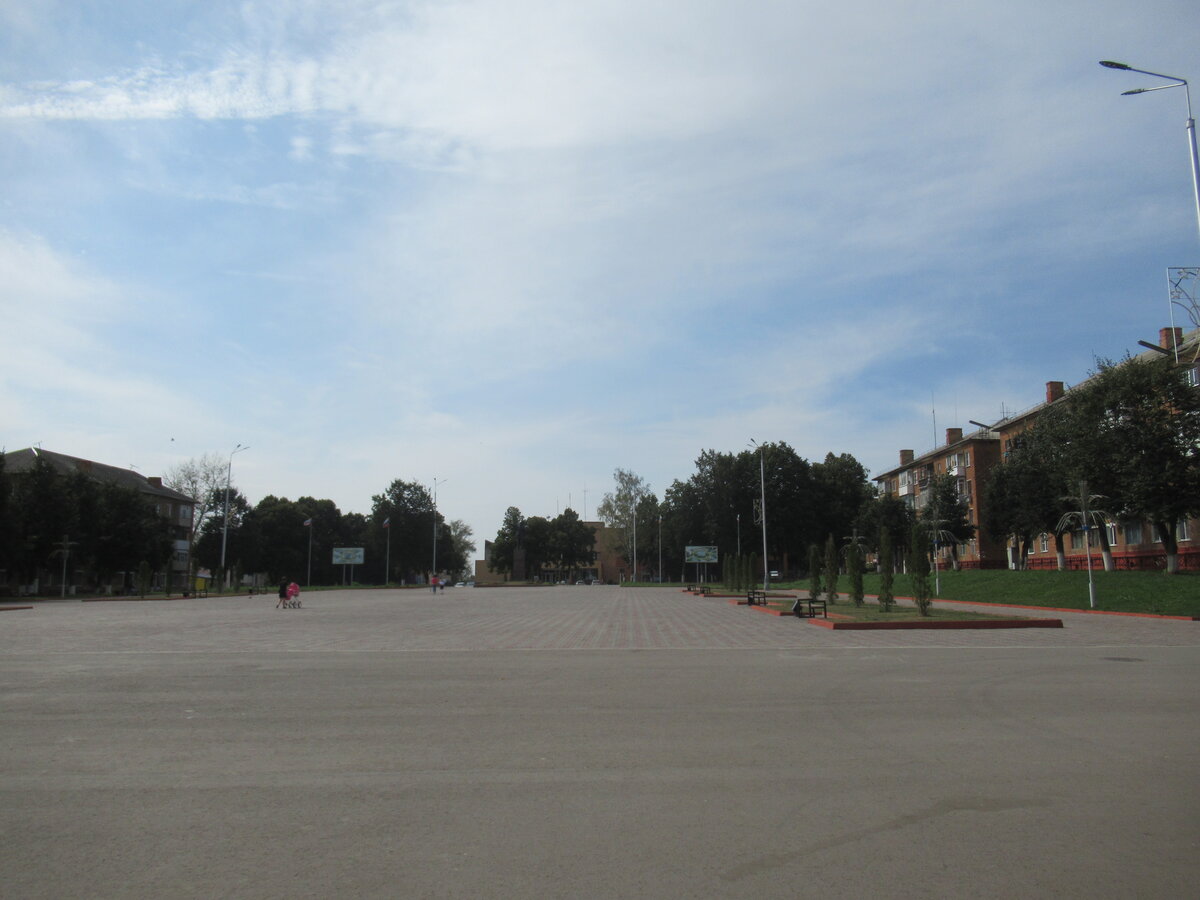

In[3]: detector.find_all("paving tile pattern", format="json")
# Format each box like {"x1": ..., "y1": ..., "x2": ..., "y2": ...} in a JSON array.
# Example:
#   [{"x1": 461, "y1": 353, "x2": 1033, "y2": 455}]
[{"x1": 3, "y1": 585, "x2": 1196, "y2": 655}]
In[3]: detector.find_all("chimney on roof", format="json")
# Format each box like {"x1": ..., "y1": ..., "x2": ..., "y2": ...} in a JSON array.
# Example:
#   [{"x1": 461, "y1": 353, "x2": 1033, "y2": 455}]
[
  {"x1": 1046, "y1": 381, "x2": 1064, "y2": 404},
  {"x1": 148, "y1": 476, "x2": 163, "y2": 488},
  {"x1": 1160, "y1": 327, "x2": 1182, "y2": 351},
  {"x1": 900, "y1": 449, "x2": 914, "y2": 466},
  {"x1": 945, "y1": 427, "x2": 962, "y2": 446}
]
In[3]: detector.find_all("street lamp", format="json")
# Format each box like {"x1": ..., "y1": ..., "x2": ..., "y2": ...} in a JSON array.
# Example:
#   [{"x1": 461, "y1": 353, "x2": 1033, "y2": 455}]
[
  {"x1": 1100, "y1": 60, "x2": 1200, "y2": 247},
  {"x1": 658, "y1": 514, "x2": 662, "y2": 584},
  {"x1": 431, "y1": 477, "x2": 448, "y2": 589},
  {"x1": 749, "y1": 439, "x2": 769, "y2": 592},
  {"x1": 219, "y1": 443, "x2": 248, "y2": 590}
]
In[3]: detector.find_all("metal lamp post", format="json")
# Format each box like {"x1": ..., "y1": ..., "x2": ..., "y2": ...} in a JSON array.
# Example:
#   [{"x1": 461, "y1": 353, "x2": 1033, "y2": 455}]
[
  {"x1": 219, "y1": 443, "x2": 248, "y2": 591},
  {"x1": 431, "y1": 477, "x2": 447, "y2": 589},
  {"x1": 750, "y1": 439, "x2": 769, "y2": 592},
  {"x1": 1100, "y1": 60, "x2": 1200, "y2": 247},
  {"x1": 658, "y1": 514, "x2": 662, "y2": 584}
]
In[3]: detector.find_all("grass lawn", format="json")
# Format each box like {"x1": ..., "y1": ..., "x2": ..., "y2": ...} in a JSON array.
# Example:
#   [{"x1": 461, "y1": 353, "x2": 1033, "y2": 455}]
[{"x1": 791, "y1": 570, "x2": 1200, "y2": 617}]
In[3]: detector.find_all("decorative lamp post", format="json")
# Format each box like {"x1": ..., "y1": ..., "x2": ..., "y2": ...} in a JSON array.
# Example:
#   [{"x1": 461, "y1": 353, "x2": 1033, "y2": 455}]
[{"x1": 1100, "y1": 61, "x2": 1200, "y2": 247}]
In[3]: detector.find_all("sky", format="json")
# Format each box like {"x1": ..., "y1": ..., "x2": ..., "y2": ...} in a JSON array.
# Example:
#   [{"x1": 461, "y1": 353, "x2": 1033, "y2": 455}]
[{"x1": 2, "y1": 0, "x2": 1198, "y2": 554}]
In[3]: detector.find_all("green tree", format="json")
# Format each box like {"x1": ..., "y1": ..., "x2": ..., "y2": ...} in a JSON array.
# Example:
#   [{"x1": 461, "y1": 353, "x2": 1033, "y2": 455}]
[
  {"x1": 548, "y1": 509, "x2": 597, "y2": 580},
  {"x1": 812, "y1": 452, "x2": 874, "y2": 549},
  {"x1": 846, "y1": 541, "x2": 864, "y2": 607},
  {"x1": 982, "y1": 436, "x2": 1066, "y2": 569},
  {"x1": 370, "y1": 480, "x2": 439, "y2": 581},
  {"x1": 807, "y1": 543, "x2": 822, "y2": 602},
  {"x1": 92, "y1": 481, "x2": 172, "y2": 588},
  {"x1": 921, "y1": 473, "x2": 976, "y2": 571},
  {"x1": 824, "y1": 533, "x2": 839, "y2": 605},
  {"x1": 908, "y1": 521, "x2": 932, "y2": 615},
  {"x1": 878, "y1": 528, "x2": 895, "y2": 612},
  {"x1": 489, "y1": 506, "x2": 524, "y2": 575},
  {"x1": 193, "y1": 487, "x2": 250, "y2": 579},
  {"x1": 1048, "y1": 356, "x2": 1200, "y2": 574},
  {"x1": 855, "y1": 493, "x2": 914, "y2": 561},
  {"x1": 446, "y1": 519, "x2": 477, "y2": 580}
]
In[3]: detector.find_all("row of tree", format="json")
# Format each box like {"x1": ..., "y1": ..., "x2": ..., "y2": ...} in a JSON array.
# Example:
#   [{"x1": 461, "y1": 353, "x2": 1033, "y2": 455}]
[
  {"x1": 179, "y1": 468, "x2": 477, "y2": 587},
  {"x1": 983, "y1": 354, "x2": 1200, "y2": 573},
  {"x1": 487, "y1": 507, "x2": 597, "y2": 580},
  {"x1": 0, "y1": 453, "x2": 174, "y2": 590}
]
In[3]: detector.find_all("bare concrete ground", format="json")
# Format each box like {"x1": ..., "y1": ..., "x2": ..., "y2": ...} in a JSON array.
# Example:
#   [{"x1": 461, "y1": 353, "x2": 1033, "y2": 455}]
[{"x1": 2, "y1": 586, "x2": 1197, "y2": 898}]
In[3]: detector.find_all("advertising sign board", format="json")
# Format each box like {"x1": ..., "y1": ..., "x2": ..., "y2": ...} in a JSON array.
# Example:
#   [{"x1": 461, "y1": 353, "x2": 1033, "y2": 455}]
[
  {"x1": 332, "y1": 547, "x2": 365, "y2": 565},
  {"x1": 684, "y1": 545, "x2": 718, "y2": 564}
]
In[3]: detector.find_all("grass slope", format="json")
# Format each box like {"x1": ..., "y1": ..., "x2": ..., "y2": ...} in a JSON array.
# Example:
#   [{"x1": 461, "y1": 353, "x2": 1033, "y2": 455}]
[{"x1": 846, "y1": 569, "x2": 1198, "y2": 617}]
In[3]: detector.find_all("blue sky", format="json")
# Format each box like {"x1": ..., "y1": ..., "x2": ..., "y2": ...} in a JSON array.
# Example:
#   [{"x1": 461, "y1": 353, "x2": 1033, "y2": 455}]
[{"x1": 2, "y1": 0, "x2": 1198, "y2": 551}]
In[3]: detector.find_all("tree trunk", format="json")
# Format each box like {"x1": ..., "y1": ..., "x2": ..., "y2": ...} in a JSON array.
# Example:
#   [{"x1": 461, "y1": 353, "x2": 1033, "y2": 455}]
[
  {"x1": 1154, "y1": 520, "x2": 1180, "y2": 574},
  {"x1": 1054, "y1": 532, "x2": 1067, "y2": 571},
  {"x1": 1095, "y1": 524, "x2": 1115, "y2": 572}
]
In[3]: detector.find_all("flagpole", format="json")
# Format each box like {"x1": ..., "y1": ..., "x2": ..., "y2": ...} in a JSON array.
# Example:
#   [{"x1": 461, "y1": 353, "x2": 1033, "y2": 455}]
[{"x1": 385, "y1": 518, "x2": 391, "y2": 586}]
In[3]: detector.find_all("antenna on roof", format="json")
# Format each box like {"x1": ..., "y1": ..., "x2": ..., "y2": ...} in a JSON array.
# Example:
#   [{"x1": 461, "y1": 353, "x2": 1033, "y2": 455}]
[{"x1": 932, "y1": 393, "x2": 938, "y2": 449}]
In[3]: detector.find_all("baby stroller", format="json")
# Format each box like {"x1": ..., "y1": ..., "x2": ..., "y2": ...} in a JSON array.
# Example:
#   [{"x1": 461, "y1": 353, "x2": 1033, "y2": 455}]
[{"x1": 286, "y1": 582, "x2": 301, "y2": 608}]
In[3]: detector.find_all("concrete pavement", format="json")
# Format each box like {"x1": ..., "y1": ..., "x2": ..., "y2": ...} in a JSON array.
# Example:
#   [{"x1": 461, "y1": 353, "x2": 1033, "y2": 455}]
[{"x1": 2, "y1": 586, "x2": 1197, "y2": 897}]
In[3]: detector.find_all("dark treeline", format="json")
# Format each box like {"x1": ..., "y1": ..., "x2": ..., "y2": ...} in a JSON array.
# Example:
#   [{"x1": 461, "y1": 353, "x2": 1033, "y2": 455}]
[
  {"x1": 0, "y1": 452, "x2": 174, "y2": 591},
  {"x1": 192, "y1": 478, "x2": 475, "y2": 587}
]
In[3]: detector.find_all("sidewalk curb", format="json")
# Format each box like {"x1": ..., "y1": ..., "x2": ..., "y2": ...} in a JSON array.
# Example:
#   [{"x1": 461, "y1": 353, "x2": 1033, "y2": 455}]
[{"x1": 864, "y1": 594, "x2": 1197, "y2": 622}]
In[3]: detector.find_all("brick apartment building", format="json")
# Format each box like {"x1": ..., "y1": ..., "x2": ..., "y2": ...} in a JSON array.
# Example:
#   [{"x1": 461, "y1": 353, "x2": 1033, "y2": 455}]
[{"x1": 874, "y1": 326, "x2": 1200, "y2": 571}]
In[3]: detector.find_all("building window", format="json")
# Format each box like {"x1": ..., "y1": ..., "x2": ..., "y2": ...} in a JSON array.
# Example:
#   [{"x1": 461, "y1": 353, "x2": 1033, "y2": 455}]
[
  {"x1": 1123, "y1": 521, "x2": 1143, "y2": 545},
  {"x1": 1070, "y1": 531, "x2": 1084, "y2": 550},
  {"x1": 1106, "y1": 522, "x2": 1118, "y2": 546},
  {"x1": 1039, "y1": 533, "x2": 1049, "y2": 553},
  {"x1": 1178, "y1": 520, "x2": 1191, "y2": 543},
  {"x1": 179, "y1": 506, "x2": 193, "y2": 525}
]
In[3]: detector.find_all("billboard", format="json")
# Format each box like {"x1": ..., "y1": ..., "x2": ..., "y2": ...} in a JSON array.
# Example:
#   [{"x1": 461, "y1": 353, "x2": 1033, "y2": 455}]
[
  {"x1": 684, "y1": 545, "x2": 718, "y2": 564},
  {"x1": 332, "y1": 547, "x2": 365, "y2": 565}
]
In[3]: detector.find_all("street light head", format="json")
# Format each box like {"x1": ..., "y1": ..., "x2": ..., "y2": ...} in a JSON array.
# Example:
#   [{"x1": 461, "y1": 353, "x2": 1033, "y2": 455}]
[
  {"x1": 1121, "y1": 88, "x2": 1149, "y2": 95},
  {"x1": 1099, "y1": 60, "x2": 1131, "y2": 70}
]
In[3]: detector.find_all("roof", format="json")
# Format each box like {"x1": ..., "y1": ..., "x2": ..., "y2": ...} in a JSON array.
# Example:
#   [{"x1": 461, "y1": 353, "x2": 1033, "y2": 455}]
[{"x1": 2, "y1": 448, "x2": 194, "y2": 504}]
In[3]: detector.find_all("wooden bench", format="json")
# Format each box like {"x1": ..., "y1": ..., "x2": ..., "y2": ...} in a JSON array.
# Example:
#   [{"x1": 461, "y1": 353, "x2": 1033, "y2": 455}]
[
  {"x1": 694, "y1": 585, "x2": 712, "y2": 596},
  {"x1": 746, "y1": 590, "x2": 768, "y2": 606},
  {"x1": 792, "y1": 597, "x2": 827, "y2": 618}
]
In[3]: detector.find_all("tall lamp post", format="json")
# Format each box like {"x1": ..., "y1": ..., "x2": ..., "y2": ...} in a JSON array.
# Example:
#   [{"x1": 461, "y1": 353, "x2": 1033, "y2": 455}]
[
  {"x1": 1100, "y1": 60, "x2": 1200, "y2": 247},
  {"x1": 219, "y1": 443, "x2": 248, "y2": 591},
  {"x1": 431, "y1": 477, "x2": 447, "y2": 588},
  {"x1": 750, "y1": 439, "x2": 769, "y2": 592}
]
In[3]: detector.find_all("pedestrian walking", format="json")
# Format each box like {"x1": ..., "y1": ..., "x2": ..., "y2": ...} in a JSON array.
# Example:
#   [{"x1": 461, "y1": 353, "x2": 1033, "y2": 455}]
[{"x1": 276, "y1": 578, "x2": 288, "y2": 609}]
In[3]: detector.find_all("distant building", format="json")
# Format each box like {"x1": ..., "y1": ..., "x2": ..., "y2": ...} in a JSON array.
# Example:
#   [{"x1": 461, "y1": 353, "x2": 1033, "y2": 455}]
[
  {"x1": 2, "y1": 447, "x2": 195, "y2": 593},
  {"x1": 475, "y1": 520, "x2": 631, "y2": 584}
]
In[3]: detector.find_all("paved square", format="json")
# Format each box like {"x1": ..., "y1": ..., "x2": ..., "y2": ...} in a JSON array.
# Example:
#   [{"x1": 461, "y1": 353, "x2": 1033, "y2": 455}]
[{"x1": 2, "y1": 586, "x2": 1197, "y2": 897}]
